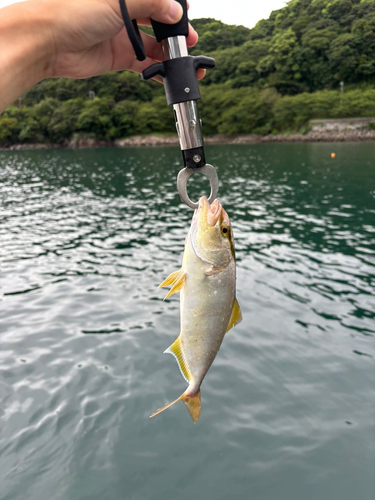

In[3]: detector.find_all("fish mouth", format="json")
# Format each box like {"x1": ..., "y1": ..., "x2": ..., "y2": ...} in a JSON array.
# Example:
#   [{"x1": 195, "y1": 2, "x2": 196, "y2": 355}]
[{"x1": 198, "y1": 196, "x2": 222, "y2": 227}]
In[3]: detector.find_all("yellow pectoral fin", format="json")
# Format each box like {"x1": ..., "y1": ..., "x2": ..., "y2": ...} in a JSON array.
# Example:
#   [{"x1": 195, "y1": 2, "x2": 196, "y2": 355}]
[
  {"x1": 159, "y1": 269, "x2": 185, "y2": 300},
  {"x1": 164, "y1": 335, "x2": 191, "y2": 383},
  {"x1": 226, "y1": 298, "x2": 243, "y2": 332},
  {"x1": 159, "y1": 269, "x2": 182, "y2": 288}
]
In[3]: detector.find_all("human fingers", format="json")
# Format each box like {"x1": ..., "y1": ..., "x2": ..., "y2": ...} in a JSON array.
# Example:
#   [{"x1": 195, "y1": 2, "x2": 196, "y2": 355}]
[
  {"x1": 186, "y1": 24, "x2": 198, "y2": 47},
  {"x1": 108, "y1": 28, "x2": 163, "y2": 68},
  {"x1": 197, "y1": 68, "x2": 205, "y2": 80},
  {"x1": 134, "y1": 0, "x2": 190, "y2": 25},
  {"x1": 125, "y1": 0, "x2": 183, "y2": 24},
  {"x1": 103, "y1": 27, "x2": 163, "y2": 78},
  {"x1": 128, "y1": 0, "x2": 198, "y2": 47},
  {"x1": 141, "y1": 31, "x2": 164, "y2": 61}
]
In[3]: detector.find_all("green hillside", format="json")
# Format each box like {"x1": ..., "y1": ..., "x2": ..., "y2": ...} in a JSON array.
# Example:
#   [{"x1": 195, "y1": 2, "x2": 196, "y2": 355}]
[
  {"x1": 2, "y1": 0, "x2": 375, "y2": 145},
  {"x1": 193, "y1": 0, "x2": 375, "y2": 93}
]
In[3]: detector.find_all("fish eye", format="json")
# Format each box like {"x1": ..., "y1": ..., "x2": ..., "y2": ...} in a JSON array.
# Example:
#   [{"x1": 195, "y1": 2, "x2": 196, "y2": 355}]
[{"x1": 221, "y1": 224, "x2": 230, "y2": 237}]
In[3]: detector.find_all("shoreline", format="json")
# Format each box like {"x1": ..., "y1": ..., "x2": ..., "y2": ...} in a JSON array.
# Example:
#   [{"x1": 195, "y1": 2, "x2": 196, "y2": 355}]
[{"x1": 2, "y1": 130, "x2": 375, "y2": 151}]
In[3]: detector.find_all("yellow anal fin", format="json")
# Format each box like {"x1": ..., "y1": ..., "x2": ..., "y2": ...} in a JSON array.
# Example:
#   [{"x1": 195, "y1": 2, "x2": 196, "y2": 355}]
[
  {"x1": 226, "y1": 297, "x2": 242, "y2": 332},
  {"x1": 150, "y1": 390, "x2": 201, "y2": 423},
  {"x1": 164, "y1": 336, "x2": 191, "y2": 383},
  {"x1": 159, "y1": 269, "x2": 185, "y2": 300}
]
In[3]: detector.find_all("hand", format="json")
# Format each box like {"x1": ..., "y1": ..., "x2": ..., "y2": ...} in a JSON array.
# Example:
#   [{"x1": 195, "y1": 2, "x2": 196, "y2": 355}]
[
  {"x1": 0, "y1": 0, "x2": 203, "y2": 113},
  {"x1": 42, "y1": 0, "x2": 203, "y2": 79}
]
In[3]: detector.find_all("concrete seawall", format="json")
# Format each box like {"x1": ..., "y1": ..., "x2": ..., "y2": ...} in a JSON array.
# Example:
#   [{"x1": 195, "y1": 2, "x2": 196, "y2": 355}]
[
  {"x1": 3, "y1": 121, "x2": 375, "y2": 151},
  {"x1": 310, "y1": 117, "x2": 375, "y2": 132}
]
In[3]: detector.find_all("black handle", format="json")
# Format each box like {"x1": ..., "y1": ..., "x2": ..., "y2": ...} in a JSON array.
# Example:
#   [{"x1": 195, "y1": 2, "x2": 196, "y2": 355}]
[
  {"x1": 141, "y1": 56, "x2": 215, "y2": 106},
  {"x1": 194, "y1": 56, "x2": 216, "y2": 71},
  {"x1": 151, "y1": 0, "x2": 189, "y2": 43},
  {"x1": 141, "y1": 62, "x2": 166, "y2": 81}
]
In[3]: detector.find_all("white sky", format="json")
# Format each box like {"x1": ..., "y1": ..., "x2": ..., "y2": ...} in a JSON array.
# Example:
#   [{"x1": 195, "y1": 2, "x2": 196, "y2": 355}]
[{"x1": 0, "y1": 0, "x2": 287, "y2": 28}]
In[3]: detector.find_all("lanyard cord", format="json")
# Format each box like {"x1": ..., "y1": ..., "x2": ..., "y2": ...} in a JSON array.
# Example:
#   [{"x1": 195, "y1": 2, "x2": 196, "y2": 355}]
[{"x1": 118, "y1": 0, "x2": 146, "y2": 61}]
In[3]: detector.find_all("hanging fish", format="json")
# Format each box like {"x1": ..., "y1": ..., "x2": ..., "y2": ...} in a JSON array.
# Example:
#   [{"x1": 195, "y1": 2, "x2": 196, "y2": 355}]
[{"x1": 151, "y1": 196, "x2": 242, "y2": 423}]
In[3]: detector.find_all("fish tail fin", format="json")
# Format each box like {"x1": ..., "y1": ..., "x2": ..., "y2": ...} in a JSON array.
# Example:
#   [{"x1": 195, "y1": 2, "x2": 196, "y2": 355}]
[
  {"x1": 182, "y1": 390, "x2": 201, "y2": 423},
  {"x1": 149, "y1": 389, "x2": 201, "y2": 423}
]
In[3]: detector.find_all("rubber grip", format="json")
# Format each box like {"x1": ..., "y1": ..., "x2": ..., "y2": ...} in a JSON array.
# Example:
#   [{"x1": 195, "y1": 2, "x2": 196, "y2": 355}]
[{"x1": 151, "y1": 0, "x2": 189, "y2": 42}]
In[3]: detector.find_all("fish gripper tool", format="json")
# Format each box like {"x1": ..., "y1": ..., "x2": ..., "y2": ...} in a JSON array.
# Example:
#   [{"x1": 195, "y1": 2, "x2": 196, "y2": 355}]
[{"x1": 119, "y1": 0, "x2": 219, "y2": 209}]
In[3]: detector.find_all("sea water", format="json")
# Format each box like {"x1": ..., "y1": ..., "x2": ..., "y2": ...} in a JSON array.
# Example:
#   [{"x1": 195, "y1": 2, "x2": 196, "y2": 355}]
[{"x1": 1, "y1": 143, "x2": 374, "y2": 500}]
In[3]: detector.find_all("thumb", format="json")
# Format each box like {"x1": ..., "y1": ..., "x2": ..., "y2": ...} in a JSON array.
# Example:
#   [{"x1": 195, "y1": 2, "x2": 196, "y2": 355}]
[{"x1": 125, "y1": 0, "x2": 183, "y2": 24}]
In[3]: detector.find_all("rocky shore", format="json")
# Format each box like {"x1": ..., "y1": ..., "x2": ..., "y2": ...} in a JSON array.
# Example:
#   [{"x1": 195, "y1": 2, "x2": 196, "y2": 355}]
[{"x1": 2, "y1": 129, "x2": 375, "y2": 151}]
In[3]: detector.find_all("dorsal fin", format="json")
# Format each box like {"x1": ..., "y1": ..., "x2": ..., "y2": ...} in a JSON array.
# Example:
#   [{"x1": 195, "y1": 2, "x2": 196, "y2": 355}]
[
  {"x1": 159, "y1": 269, "x2": 185, "y2": 300},
  {"x1": 164, "y1": 336, "x2": 191, "y2": 382},
  {"x1": 226, "y1": 298, "x2": 242, "y2": 332}
]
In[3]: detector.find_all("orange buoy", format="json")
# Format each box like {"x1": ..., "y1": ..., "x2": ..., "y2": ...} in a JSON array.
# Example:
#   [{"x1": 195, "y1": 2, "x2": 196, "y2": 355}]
[{"x1": 331, "y1": 152, "x2": 336, "y2": 158}]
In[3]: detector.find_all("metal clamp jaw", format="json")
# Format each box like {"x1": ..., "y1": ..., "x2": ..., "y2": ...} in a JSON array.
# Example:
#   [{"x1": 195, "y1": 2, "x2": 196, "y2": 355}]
[{"x1": 119, "y1": 0, "x2": 219, "y2": 209}]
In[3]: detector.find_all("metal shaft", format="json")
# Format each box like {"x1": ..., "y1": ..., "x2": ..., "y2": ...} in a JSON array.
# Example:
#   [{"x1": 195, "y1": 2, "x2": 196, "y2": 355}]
[{"x1": 162, "y1": 37, "x2": 204, "y2": 151}]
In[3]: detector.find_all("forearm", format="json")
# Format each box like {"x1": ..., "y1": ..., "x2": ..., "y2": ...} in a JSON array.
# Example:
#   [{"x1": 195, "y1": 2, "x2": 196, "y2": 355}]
[{"x1": 0, "y1": 2, "x2": 53, "y2": 113}]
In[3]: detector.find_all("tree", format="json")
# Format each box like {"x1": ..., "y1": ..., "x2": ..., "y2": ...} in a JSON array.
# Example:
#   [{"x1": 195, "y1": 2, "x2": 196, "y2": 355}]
[
  {"x1": 48, "y1": 98, "x2": 84, "y2": 143},
  {"x1": 328, "y1": 33, "x2": 359, "y2": 81},
  {"x1": 76, "y1": 97, "x2": 115, "y2": 139},
  {"x1": 0, "y1": 117, "x2": 18, "y2": 144},
  {"x1": 112, "y1": 100, "x2": 138, "y2": 137},
  {"x1": 219, "y1": 88, "x2": 279, "y2": 134}
]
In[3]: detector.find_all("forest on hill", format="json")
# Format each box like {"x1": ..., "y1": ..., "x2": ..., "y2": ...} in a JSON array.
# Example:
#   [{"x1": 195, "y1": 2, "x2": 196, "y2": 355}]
[{"x1": 2, "y1": 0, "x2": 375, "y2": 145}]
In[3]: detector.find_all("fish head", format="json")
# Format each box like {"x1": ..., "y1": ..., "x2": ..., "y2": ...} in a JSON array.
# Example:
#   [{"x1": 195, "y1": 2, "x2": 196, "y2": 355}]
[{"x1": 190, "y1": 196, "x2": 235, "y2": 267}]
